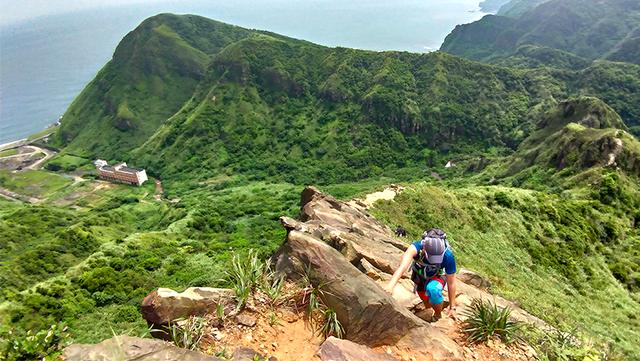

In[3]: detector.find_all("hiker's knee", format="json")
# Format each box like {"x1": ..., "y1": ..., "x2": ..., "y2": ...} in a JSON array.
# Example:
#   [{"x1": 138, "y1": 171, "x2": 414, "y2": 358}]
[{"x1": 426, "y1": 279, "x2": 444, "y2": 305}]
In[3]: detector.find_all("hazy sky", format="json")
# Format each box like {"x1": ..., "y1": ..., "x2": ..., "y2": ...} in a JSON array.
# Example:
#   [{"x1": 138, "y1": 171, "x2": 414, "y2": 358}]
[{"x1": 0, "y1": 0, "x2": 169, "y2": 26}]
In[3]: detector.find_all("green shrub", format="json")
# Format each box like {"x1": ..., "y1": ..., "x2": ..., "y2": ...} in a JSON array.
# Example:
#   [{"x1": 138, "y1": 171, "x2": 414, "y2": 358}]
[
  {"x1": 1, "y1": 323, "x2": 69, "y2": 361},
  {"x1": 522, "y1": 326, "x2": 616, "y2": 361},
  {"x1": 461, "y1": 298, "x2": 521, "y2": 344},
  {"x1": 259, "y1": 264, "x2": 285, "y2": 306},
  {"x1": 494, "y1": 192, "x2": 514, "y2": 208}
]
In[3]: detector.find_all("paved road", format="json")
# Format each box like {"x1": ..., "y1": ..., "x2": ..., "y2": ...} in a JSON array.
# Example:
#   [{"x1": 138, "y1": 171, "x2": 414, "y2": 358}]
[{"x1": 0, "y1": 145, "x2": 56, "y2": 170}]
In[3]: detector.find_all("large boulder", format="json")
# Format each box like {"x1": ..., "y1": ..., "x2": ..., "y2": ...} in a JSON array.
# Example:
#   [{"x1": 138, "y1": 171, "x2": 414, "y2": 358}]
[
  {"x1": 141, "y1": 287, "x2": 234, "y2": 326},
  {"x1": 318, "y1": 337, "x2": 398, "y2": 361},
  {"x1": 273, "y1": 228, "x2": 463, "y2": 360},
  {"x1": 63, "y1": 335, "x2": 223, "y2": 361}
]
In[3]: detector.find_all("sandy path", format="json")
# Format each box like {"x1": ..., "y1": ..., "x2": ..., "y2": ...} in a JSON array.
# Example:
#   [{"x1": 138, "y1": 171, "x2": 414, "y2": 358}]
[
  {"x1": 25, "y1": 145, "x2": 56, "y2": 170},
  {"x1": 348, "y1": 184, "x2": 404, "y2": 209}
]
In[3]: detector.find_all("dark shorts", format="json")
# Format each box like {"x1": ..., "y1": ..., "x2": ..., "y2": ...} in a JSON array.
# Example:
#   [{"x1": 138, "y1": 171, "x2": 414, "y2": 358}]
[{"x1": 416, "y1": 276, "x2": 446, "y2": 305}]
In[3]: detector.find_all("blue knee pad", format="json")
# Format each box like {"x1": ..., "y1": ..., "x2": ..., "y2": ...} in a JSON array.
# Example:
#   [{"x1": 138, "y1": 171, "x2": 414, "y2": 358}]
[{"x1": 425, "y1": 280, "x2": 444, "y2": 305}]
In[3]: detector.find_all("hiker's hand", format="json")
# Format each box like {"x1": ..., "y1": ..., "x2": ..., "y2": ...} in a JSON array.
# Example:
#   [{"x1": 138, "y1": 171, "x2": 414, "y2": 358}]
[{"x1": 447, "y1": 307, "x2": 458, "y2": 320}]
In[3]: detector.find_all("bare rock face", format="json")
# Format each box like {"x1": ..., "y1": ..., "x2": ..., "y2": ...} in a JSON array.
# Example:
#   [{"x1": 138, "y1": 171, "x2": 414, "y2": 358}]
[
  {"x1": 63, "y1": 335, "x2": 224, "y2": 361},
  {"x1": 232, "y1": 346, "x2": 269, "y2": 361},
  {"x1": 457, "y1": 269, "x2": 491, "y2": 290},
  {"x1": 275, "y1": 230, "x2": 424, "y2": 346},
  {"x1": 141, "y1": 287, "x2": 234, "y2": 326},
  {"x1": 273, "y1": 187, "x2": 464, "y2": 361},
  {"x1": 318, "y1": 337, "x2": 399, "y2": 361}
]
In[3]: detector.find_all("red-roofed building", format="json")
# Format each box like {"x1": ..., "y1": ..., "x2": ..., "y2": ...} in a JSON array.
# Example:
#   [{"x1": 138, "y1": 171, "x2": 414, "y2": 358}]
[{"x1": 94, "y1": 160, "x2": 148, "y2": 186}]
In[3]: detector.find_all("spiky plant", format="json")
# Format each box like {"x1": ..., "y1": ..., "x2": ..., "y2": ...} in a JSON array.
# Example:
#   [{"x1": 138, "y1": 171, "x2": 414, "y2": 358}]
[
  {"x1": 319, "y1": 308, "x2": 344, "y2": 339},
  {"x1": 461, "y1": 298, "x2": 521, "y2": 344},
  {"x1": 226, "y1": 250, "x2": 265, "y2": 310},
  {"x1": 166, "y1": 316, "x2": 207, "y2": 350},
  {"x1": 260, "y1": 263, "x2": 285, "y2": 305}
]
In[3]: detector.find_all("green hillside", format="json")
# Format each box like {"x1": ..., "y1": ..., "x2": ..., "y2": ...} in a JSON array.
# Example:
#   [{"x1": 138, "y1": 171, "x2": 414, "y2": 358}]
[
  {"x1": 497, "y1": 0, "x2": 551, "y2": 17},
  {"x1": 2, "y1": 13, "x2": 640, "y2": 360},
  {"x1": 441, "y1": 0, "x2": 640, "y2": 66},
  {"x1": 371, "y1": 96, "x2": 640, "y2": 356},
  {"x1": 53, "y1": 14, "x2": 252, "y2": 158},
  {"x1": 51, "y1": 13, "x2": 640, "y2": 179}
]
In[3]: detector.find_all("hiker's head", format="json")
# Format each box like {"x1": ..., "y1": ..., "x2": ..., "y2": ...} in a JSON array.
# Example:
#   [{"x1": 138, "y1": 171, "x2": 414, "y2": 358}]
[{"x1": 421, "y1": 228, "x2": 447, "y2": 263}]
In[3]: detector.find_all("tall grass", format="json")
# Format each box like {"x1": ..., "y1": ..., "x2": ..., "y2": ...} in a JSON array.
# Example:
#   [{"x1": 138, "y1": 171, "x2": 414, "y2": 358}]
[
  {"x1": 164, "y1": 316, "x2": 206, "y2": 351},
  {"x1": 226, "y1": 250, "x2": 265, "y2": 310}
]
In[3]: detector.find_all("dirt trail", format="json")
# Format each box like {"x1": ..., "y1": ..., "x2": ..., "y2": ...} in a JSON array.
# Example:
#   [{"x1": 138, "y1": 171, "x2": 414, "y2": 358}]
[
  {"x1": 348, "y1": 184, "x2": 405, "y2": 209},
  {"x1": 0, "y1": 144, "x2": 56, "y2": 171},
  {"x1": 0, "y1": 187, "x2": 41, "y2": 203},
  {"x1": 154, "y1": 179, "x2": 163, "y2": 201},
  {"x1": 25, "y1": 145, "x2": 55, "y2": 170}
]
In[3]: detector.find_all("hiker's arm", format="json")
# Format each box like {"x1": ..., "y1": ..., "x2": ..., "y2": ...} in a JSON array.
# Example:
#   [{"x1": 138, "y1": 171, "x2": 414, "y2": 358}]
[
  {"x1": 446, "y1": 273, "x2": 457, "y2": 310},
  {"x1": 384, "y1": 246, "x2": 417, "y2": 292}
]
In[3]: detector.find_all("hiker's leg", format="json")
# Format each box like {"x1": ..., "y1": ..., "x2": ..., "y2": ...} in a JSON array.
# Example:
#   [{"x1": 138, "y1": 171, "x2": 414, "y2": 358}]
[
  {"x1": 426, "y1": 279, "x2": 445, "y2": 319},
  {"x1": 417, "y1": 287, "x2": 433, "y2": 310},
  {"x1": 431, "y1": 302, "x2": 443, "y2": 318}
]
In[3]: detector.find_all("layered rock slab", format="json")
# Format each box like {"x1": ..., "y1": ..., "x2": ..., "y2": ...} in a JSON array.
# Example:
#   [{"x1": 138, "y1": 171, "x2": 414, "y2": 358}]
[
  {"x1": 274, "y1": 188, "x2": 464, "y2": 360},
  {"x1": 318, "y1": 337, "x2": 399, "y2": 361},
  {"x1": 63, "y1": 335, "x2": 224, "y2": 361},
  {"x1": 141, "y1": 287, "x2": 233, "y2": 326}
]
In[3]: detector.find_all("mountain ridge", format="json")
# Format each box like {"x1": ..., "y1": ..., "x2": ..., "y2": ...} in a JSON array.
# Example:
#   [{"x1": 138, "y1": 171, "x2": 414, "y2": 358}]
[
  {"x1": 441, "y1": 0, "x2": 640, "y2": 67},
  {"x1": 50, "y1": 14, "x2": 640, "y2": 186}
]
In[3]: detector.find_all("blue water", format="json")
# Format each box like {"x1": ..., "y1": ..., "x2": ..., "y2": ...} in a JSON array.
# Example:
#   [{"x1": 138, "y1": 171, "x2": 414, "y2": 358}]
[{"x1": 0, "y1": 0, "x2": 488, "y2": 144}]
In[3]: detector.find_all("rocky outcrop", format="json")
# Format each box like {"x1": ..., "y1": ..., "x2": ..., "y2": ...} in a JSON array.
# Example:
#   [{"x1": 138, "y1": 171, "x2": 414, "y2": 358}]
[
  {"x1": 273, "y1": 187, "x2": 464, "y2": 360},
  {"x1": 318, "y1": 337, "x2": 398, "y2": 361},
  {"x1": 457, "y1": 269, "x2": 491, "y2": 290},
  {"x1": 274, "y1": 229, "x2": 424, "y2": 345},
  {"x1": 63, "y1": 335, "x2": 223, "y2": 361},
  {"x1": 141, "y1": 287, "x2": 234, "y2": 326}
]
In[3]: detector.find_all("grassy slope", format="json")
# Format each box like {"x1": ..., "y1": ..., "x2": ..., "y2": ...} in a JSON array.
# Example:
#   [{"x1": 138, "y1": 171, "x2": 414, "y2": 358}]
[
  {"x1": 371, "y1": 182, "x2": 639, "y2": 357},
  {"x1": 0, "y1": 170, "x2": 72, "y2": 198}
]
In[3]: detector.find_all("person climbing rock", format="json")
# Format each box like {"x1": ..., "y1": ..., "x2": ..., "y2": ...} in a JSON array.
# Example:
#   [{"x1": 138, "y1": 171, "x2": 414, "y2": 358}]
[
  {"x1": 384, "y1": 228, "x2": 457, "y2": 321},
  {"x1": 395, "y1": 226, "x2": 407, "y2": 237}
]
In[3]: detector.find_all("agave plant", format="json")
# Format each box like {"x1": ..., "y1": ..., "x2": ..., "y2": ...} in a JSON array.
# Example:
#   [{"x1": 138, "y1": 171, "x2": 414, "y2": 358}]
[{"x1": 461, "y1": 298, "x2": 522, "y2": 344}]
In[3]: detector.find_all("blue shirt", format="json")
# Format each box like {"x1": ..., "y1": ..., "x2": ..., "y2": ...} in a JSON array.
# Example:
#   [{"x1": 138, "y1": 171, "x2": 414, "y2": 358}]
[{"x1": 412, "y1": 241, "x2": 457, "y2": 275}]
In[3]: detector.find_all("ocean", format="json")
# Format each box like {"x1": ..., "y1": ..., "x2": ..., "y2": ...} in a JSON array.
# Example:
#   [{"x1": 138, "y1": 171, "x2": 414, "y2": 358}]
[{"x1": 0, "y1": 0, "x2": 488, "y2": 145}]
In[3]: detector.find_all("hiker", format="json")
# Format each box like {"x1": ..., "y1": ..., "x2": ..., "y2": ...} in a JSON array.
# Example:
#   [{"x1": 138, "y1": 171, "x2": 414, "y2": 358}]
[
  {"x1": 384, "y1": 228, "x2": 457, "y2": 320},
  {"x1": 395, "y1": 226, "x2": 407, "y2": 237}
]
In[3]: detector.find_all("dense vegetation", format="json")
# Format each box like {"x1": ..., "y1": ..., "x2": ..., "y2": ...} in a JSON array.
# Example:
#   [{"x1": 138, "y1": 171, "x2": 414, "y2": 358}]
[
  {"x1": 441, "y1": 0, "x2": 640, "y2": 67},
  {"x1": 2, "y1": 9, "x2": 640, "y2": 360}
]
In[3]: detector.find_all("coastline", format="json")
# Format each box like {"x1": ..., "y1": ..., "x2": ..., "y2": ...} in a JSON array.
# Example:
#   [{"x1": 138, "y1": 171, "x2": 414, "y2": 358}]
[{"x1": 0, "y1": 138, "x2": 28, "y2": 151}]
